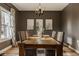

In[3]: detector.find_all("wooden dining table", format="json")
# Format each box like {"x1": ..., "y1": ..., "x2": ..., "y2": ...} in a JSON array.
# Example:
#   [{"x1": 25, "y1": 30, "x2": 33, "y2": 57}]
[{"x1": 18, "y1": 36, "x2": 63, "y2": 56}]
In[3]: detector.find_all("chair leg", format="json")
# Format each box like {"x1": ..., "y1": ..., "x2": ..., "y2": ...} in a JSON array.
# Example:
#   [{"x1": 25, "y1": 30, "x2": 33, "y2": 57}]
[
  {"x1": 25, "y1": 48, "x2": 37, "y2": 56},
  {"x1": 46, "y1": 50, "x2": 55, "y2": 56}
]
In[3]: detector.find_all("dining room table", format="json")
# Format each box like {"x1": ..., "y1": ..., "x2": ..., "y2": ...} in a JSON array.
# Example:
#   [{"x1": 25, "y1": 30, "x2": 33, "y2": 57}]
[{"x1": 18, "y1": 36, "x2": 63, "y2": 56}]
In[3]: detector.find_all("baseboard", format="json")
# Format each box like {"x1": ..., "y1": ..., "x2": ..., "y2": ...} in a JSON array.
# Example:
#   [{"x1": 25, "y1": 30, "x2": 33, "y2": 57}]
[
  {"x1": 64, "y1": 43, "x2": 79, "y2": 54},
  {"x1": 0, "y1": 45, "x2": 12, "y2": 54},
  {"x1": 68, "y1": 45, "x2": 79, "y2": 54}
]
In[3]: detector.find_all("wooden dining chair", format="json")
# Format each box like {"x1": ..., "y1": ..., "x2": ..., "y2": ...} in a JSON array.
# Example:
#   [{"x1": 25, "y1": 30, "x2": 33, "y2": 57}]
[
  {"x1": 46, "y1": 31, "x2": 64, "y2": 56},
  {"x1": 18, "y1": 31, "x2": 27, "y2": 43},
  {"x1": 18, "y1": 31, "x2": 37, "y2": 56}
]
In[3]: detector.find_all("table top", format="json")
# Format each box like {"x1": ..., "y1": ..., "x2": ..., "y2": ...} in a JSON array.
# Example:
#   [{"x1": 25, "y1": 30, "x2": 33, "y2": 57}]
[{"x1": 23, "y1": 37, "x2": 60, "y2": 45}]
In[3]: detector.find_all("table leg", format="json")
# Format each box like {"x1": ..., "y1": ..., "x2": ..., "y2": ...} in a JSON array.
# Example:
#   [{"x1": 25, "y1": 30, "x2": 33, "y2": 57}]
[
  {"x1": 57, "y1": 45, "x2": 63, "y2": 56},
  {"x1": 19, "y1": 44, "x2": 25, "y2": 56}
]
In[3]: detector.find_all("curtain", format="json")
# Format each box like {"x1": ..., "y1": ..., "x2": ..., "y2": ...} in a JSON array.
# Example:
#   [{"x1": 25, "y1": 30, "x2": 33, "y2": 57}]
[{"x1": 10, "y1": 8, "x2": 16, "y2": 47}]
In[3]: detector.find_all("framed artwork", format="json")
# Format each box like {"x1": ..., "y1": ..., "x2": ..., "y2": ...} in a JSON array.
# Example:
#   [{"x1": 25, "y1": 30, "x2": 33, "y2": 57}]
[
  {"x1": 27, "y1": 19, "x2": 34, "y2": 30},
  {"x1": 36, "y1": 19, "x2": 43, "y2": 31},
  {"x1": 45, "y1": 19, "x2": 53, "y2": 30}
]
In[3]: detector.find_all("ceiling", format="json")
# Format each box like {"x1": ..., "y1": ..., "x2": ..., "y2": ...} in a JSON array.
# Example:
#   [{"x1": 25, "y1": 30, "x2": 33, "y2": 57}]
[{"x1": 12, "y1": 3, "x2": 69, "y2": 11}]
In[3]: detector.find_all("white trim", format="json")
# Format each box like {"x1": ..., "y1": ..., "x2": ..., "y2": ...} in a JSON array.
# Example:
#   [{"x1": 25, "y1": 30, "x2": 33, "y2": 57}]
[
  {"x1": 0, "y1": 45, "x2": 12, "y2": 54},
  {"x1": 0, "y1": 39, "x2": 11, "y2": 43},
  {"x1": 64, "y1": 43, "x2": 79, "y2": 54},
  {"x1": 0, "y1": 6, "x2": 10, "y2": 14},
  {"x1": 68, "y1": 45, "x2": 79, "y2": 54}
]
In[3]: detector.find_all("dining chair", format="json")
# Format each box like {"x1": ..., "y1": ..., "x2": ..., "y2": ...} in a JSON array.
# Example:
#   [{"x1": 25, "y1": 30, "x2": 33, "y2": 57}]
[
  {"x1": 56, "y1": 32, "x2": 64, "y2": 45},
  {"x1": 52, "y1": 31, "x2": 56, "y2": 38},
  {"x1": 18, "y1": 31, "x2": 37, "y2": 56},
  {"x1": 18, "y1": 31, "x2": 27, "y2": 43},
  {"x1": 46, "y1": 31, "x2": 64, "y2": 56}
]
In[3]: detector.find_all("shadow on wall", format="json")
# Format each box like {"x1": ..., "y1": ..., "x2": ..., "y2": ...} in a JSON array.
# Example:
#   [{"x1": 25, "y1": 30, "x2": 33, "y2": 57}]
[
  {"x1": 71, "y1": 36, "x2": 77, "y2": 49},
  {"x1": 67, "y1": 36, "x2": 79, "y2": 50},
  {"x1": 72, "y1": 36, "x2": 79, "y2": 50}
]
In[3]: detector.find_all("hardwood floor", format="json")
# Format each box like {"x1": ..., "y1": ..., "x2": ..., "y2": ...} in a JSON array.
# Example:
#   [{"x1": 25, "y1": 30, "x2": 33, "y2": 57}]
[
  {"x1": 3, "y1": 47, "x2": 19, "y2": 56},
  {"x1": 3, "y1": 46, "x2": 79, "y2": 56},
  {"x1": 63, "y1": 47, "x2": 79, "y2": 56}
]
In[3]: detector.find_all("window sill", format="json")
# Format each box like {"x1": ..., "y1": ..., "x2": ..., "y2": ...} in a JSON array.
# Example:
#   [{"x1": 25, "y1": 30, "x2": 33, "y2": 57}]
[{"x1": 0, "y1": 39, "x2": 11, "y2": 43}]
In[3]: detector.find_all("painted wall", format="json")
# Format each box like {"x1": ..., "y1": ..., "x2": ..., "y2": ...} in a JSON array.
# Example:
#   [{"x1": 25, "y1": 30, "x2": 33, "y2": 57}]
[
  {"x1": 16, "y1": 11, "x2": 62, "y2": 40},
  {"x1": 62, "y1": 3, "x2": 79, "y2": 50}
]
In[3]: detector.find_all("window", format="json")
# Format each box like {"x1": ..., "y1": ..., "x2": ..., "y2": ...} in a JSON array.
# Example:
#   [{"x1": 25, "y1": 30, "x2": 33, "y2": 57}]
[{"x1": 0, "y1": 6, "x2": 15, "y2": 40}]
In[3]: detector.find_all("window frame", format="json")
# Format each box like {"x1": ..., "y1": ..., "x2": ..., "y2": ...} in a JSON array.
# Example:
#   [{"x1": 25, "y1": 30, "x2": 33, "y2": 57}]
[{"x1": 0, "y1": 6, "x2": 15, "y2": 40}]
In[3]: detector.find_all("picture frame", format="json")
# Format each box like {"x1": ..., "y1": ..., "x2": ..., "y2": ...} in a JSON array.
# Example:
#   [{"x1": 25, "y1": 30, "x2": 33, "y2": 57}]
[
  {"x1": 36, "y1": 19, "x2": 43, "y2": 30},
  {"x1": 27, "y1": 19, "x2": 34, "y2": 30},
  {"x1": 45, "y1": 19, "x2": 53, "y2": 30}
]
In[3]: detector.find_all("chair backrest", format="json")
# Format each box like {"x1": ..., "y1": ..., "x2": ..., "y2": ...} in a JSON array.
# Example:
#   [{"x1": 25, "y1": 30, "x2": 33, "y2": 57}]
[
  {"x1": 18, "y1": 31, "x2": 22, "y2": 42},
  {"x1": 57, "y1": 32, "x2": 64, "y2": 45},
  {"x1": 52, "y1": 31, "x2": 56, "y2": 38},
  {"x1": 25, "y1": 31, "x2": 29, "y2": 39},
  {"x1": 18, "y1": 31, "x2": 29, "y2": 43}
]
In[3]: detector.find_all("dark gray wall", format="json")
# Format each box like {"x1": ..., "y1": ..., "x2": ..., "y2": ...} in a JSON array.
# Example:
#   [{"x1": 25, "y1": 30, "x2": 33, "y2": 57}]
[
  {"x1": 62, "y1": 3, "x2": 79, "y2": 50},
  {"x1": 17, "y1": 11, "x2": 62, "y2": 31},
  {"x1": 16, "y1": 11, "x2": 62, "y2": 40},
  {"x1": 0, "y1": 3, "x2": 18, "y2": 50}
]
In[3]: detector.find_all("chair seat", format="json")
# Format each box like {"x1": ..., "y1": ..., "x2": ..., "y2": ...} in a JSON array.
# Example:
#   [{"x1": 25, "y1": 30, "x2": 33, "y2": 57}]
[
  {"x1": 25, "y1": 48, "x2": 36, "y2": 56},
  {"x1": 46, "y1": 48, "x2": 55, "y2": 56},
  {"x1": 37, "y1": 48, "x2": 46, "y2": 54}
]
